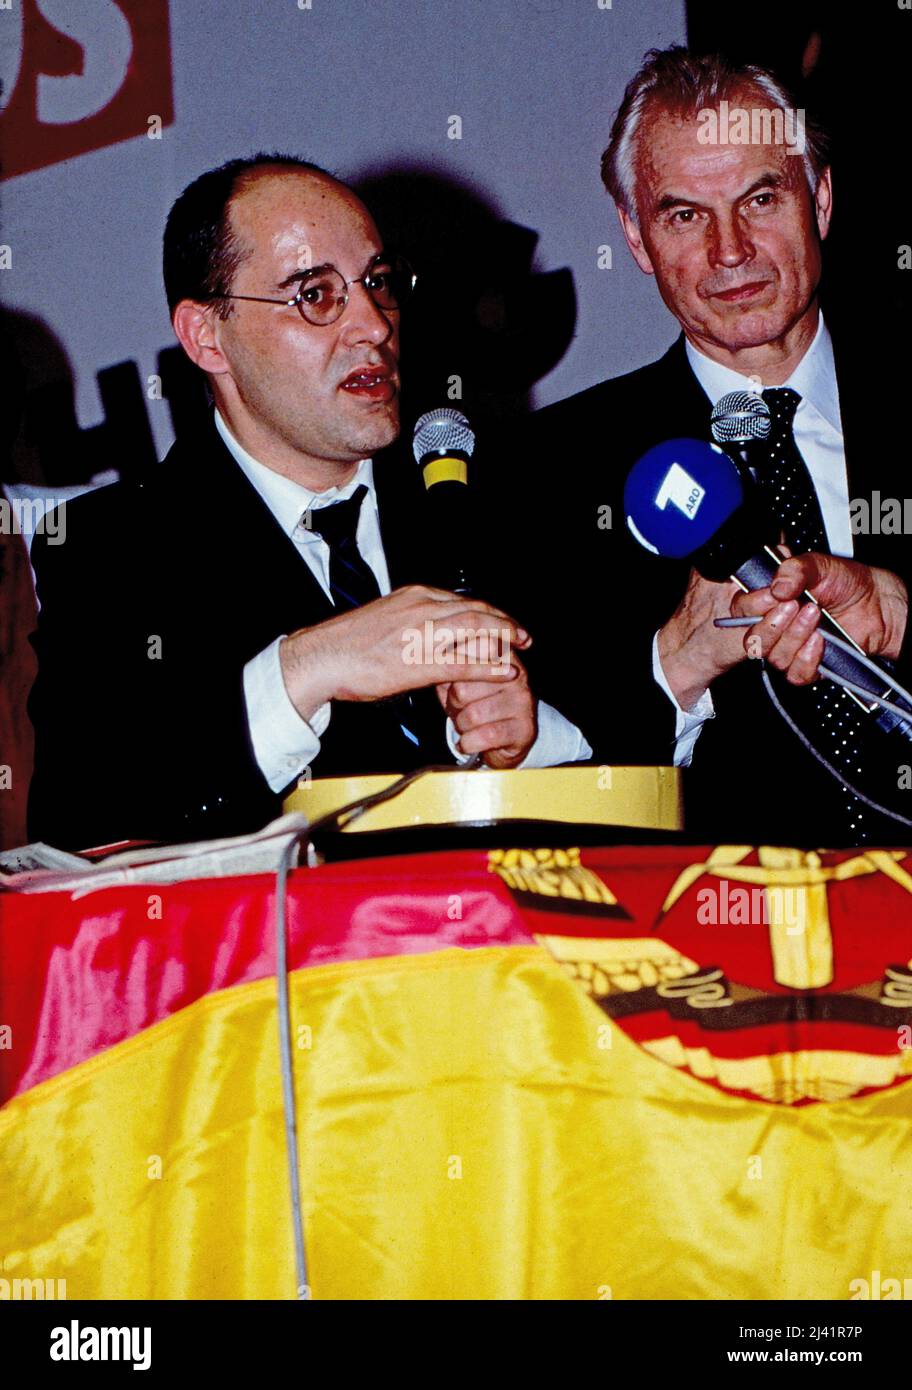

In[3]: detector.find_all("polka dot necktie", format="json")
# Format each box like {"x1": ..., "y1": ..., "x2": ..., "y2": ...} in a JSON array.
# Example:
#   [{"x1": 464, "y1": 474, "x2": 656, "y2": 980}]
[
  {"x1": 756, "y1": 388, "x2": 872, "y2": 842},
  {"x1": 758, "y1": 389, "x2": 828, "y2": 553}
]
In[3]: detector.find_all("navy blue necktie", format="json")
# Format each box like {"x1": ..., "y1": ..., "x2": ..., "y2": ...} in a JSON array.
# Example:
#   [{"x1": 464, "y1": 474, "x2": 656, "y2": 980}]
[
  {"x1": 308, "y1": 483, "x2": 425, "y2": 752},
  {"x1": 308, "y1": 484, "x2": 381, "y2": 612}
]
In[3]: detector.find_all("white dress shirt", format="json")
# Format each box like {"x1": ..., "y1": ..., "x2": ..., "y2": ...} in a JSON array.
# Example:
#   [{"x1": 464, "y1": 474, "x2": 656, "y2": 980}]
[
  {"x1": 653, "y1": 313, "x2": 849, "y2": 764},
  {"x1": 215, "y1": 412, "x2": 592, "y2": 790}
]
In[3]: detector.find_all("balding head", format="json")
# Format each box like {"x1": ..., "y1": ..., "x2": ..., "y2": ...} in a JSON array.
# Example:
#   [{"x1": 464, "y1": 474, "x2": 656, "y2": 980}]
[
  {"x1": 223, "y1": 165, "x2": 378, "y2": 310},
  {"x1": 163, "y1": 152, "x2": 342, "y2": 318}
]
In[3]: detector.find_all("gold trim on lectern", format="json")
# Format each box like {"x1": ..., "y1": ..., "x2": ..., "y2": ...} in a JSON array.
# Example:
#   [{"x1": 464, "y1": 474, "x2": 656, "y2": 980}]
[{"x1": 283, "y1": 765, "x2": 681, "y2": 833}]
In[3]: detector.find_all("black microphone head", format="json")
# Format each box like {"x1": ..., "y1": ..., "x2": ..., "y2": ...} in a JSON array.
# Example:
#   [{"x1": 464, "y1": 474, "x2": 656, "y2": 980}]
[
  {"x1": 710, "y1": 390, "x2": 771, "y2": 446},
  {"x1": 412, "y1": 408, "x2": 475, "y2": 464}
]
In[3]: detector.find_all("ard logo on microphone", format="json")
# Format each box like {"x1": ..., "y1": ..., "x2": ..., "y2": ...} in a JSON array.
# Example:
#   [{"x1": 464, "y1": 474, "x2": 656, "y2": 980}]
[{"x1": 656, "y1": 462, "x2": 705, "y2": 520}]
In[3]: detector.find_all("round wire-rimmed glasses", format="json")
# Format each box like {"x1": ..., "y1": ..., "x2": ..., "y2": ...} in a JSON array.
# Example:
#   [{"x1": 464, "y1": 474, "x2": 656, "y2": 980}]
[{"x1": 211, "y1": 253, "x2": 416, "y2": 326}]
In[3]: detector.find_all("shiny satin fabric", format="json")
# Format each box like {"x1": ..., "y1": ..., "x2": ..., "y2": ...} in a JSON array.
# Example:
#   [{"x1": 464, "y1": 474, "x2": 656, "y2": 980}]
[
  {"x1": 0, "y1": 854, "x2": 533, "y2": 1102},
  {"x1": 2, "y1": 943, "x2": 911, "y2": 1300}
]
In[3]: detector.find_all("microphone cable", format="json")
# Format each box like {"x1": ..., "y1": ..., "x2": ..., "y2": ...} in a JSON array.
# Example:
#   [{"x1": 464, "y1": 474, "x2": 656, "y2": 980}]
[
  {"x1": 716, "y1": 616, "x2": 912, "y2": 830},
  {"x1": 274, "y1": 753, "x2": 485, "y2": 1299}
]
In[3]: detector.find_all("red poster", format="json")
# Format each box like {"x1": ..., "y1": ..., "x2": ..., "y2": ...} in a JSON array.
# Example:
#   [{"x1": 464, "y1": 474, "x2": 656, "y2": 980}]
[{"x1": 0, "y1": 0, "x2": 173, "y2": 180}]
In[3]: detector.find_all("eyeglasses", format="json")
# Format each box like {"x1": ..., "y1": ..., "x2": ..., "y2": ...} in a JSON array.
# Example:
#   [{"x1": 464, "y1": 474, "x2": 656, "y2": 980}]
[{"x1": 211, "y1": 253, "x2": 416, "y2": 326}]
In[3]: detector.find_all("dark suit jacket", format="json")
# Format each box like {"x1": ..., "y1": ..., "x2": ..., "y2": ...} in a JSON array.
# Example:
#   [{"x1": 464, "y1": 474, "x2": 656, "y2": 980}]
[
  {"x1": 27, "y1": 416, "x2": 454, "y2": 850},
  {"x1": 485, "y1": 331, "x2": 912, "y2": 847}
]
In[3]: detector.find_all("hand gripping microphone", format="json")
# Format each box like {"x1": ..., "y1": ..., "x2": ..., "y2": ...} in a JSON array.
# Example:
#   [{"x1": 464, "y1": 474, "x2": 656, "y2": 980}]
[
  {"x1": 624, "y1": 436, "x2": 912, "y2": 734},
  {"x1": 412, "y1": 407, "x2": 475, "y2": 595}
]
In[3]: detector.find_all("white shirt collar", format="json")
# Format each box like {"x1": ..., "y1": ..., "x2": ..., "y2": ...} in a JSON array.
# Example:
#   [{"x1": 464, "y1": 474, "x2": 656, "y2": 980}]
[
  {"x1": 684, "y1": 312, "x2": 842, "y2": 434},
  {"x1": 213, "y1": 409, "x2": 375, "y2": 539}
]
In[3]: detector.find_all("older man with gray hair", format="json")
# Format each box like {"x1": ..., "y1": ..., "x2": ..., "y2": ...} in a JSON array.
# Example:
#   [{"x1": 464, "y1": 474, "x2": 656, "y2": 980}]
[{"x1": 492, "y1": 45, "x2": 912, "y2": 847}]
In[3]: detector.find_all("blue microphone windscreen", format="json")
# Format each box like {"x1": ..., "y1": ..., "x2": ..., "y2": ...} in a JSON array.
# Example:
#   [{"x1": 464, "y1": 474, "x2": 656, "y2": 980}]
[{"x1": 624, "y1": 437, "x2": 744, "y2": 559}]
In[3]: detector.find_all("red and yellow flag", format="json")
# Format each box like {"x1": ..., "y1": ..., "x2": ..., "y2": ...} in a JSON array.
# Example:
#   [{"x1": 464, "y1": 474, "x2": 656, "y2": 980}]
[{"x1": 2, "y1": 845, "x2": 911, "y2": 1300}]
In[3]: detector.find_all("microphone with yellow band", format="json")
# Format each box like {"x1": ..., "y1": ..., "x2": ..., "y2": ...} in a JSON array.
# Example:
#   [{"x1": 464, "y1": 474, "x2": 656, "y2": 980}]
[{"x1": 412, "y1": 407, "x2": 475, "y2": 595}]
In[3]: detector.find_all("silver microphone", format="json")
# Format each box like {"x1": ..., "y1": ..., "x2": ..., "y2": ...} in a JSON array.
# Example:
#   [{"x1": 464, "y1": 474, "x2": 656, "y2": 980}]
[{"x1": 710, "y1": 389, "x2": 771, "y2": 447}]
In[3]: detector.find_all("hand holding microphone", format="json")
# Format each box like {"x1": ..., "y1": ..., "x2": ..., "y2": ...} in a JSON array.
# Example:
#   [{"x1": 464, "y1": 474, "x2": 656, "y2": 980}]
[
  {"x1": 624, "y1": 426, "x2": 912, "y2": 729},
  {"x1": 623, "y1": 431, "x2": 819, "y2": 707},
  {"x1": 703, "y1": 390, "x2": 906, "y2": 686},
  {"x1": 729, "y1": 550, "x2": 908, "y2": 687},
  {"x1": 656, "y1": 548, "x2": 876, "y2": 708}
]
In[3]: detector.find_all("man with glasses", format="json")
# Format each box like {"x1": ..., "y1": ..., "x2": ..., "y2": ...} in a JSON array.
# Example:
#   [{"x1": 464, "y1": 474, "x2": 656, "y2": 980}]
[{"x1": 27, "y1": 154, "x2": 588, "y2": 850}]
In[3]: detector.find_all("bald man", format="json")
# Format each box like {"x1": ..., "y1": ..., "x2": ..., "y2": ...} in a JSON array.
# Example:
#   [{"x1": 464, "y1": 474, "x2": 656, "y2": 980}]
[{"x1": 28, "y1": 154, "x2": 588, "y2": 849}]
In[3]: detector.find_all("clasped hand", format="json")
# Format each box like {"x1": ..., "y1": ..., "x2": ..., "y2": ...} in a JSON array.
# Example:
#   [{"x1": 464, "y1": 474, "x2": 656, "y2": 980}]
[{"x1": 279, "y1": 584, "x2": 537, "y2": 768}]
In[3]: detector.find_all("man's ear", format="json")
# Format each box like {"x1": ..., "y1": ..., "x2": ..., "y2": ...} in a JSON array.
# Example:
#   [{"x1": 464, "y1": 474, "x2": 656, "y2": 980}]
[
  {"x1": 172, "y1": 300, "x2": 231, "y2": 375},
  {"x1": 813, "y1": 166, "x2": 833, "y2": 242},
  {"x1": 617, "y1": 205, "x2": 655, "y2": 277}
]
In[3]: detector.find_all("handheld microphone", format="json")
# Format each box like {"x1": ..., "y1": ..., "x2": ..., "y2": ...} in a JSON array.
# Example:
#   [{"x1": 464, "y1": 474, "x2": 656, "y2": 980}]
[
  {"x1": 710, "y1": 389, "x2": 774, "y2": 497},
  {"x1": 710, "y1": 389, "x2": 771, "y2": 451},
  {"x1": 412, "y1": 408, "x2": 475, "y2": 594},
  {"x1": 624, "y1": 437, "x2": 912, "y2": 729},
  {"x1": 623, "y1": 436, "x2": 763, "y2": 580}
]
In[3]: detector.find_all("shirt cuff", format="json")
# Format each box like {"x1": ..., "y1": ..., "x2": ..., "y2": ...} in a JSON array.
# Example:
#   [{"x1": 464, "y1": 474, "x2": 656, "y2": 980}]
[
  {"x1": 243, "y1": 637, "x2": 331, "y2": 793},
  {"x1": 651, "y1": 630, "x2": 714, "y2": 768},
  {"x1": 445, "y1": 701, "x2": 592, "y2": 767}
]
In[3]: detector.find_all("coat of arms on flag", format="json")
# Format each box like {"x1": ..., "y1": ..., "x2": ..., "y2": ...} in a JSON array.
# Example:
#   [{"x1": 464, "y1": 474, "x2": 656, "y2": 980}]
[{"x1": 490, "y1": 845, "x2": 912, "y2": 1104}]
